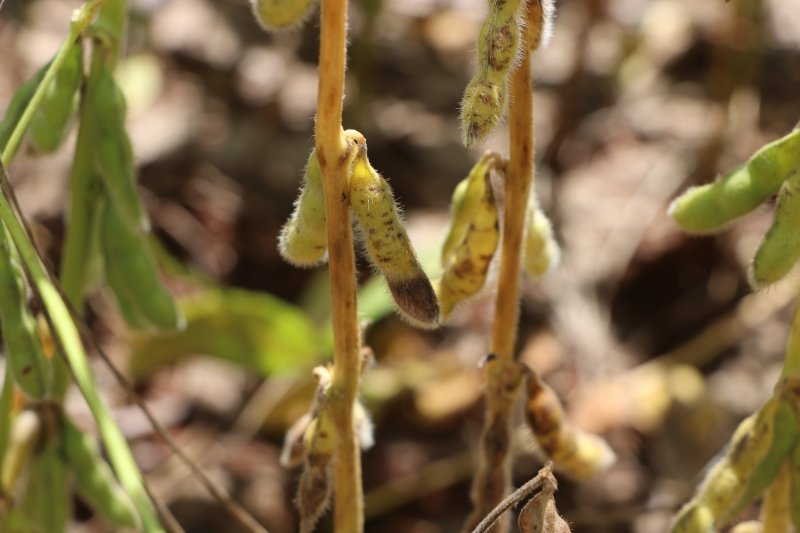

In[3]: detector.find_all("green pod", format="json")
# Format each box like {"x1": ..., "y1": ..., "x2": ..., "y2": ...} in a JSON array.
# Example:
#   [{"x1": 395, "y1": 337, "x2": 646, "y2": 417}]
[
  {"x1": 61, "y1": 416, "x2": 141, "y2": 529},
  {"x1": 0, "y1": 225, "x2": 50, "y2": 399},
  {"x1": 279, "y1": 130, "x2": 363, "y2": 267},
  {"x1": 101, "y1": 200, "x2": 184, "y2": 331},
  {"x1": 279, "y1": 149, "x2": 328, "y2": 267},
  {"x1": 28, "y1": 40, "x2": 83, "y2": 153},
  {"x1": 669, "y1": 129, "x2": 800, "y2": 233},
  {"x1": 0, "y1": 66, "x2": 47, "y2": 152},
  {"x1": 751, "y1": 167, "x2": 800, "y2": 289},
  {"x1": 251, "y1": 0, "x2": 318, "y2": 31},
  {"x1": 22, "y1": 439, "x2": 69, "y2": 533},
  {"x1": 88, "y1": 64, "x2": 148, "y2": 232},
  {"x1": 460, "y1": 0, "x2": 524, "y2": 146}
]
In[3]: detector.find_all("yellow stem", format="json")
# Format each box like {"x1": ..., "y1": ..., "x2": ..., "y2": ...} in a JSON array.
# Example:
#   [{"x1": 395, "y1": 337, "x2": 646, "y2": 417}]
[
  {"x1": 471, "y1": 9, "x2": 534, "y2": 532},
  {"x1": 316, "y1": 0, "x2": 363, "y2": 531},
  {"x1": 490, "y1": 16, "x2": 534, "y2": 361}
]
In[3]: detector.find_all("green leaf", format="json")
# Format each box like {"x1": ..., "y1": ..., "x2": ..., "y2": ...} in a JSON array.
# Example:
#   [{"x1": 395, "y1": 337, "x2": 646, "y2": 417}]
[{"x1": 130, "y1": 288, "x2": 322, "y2": 377}]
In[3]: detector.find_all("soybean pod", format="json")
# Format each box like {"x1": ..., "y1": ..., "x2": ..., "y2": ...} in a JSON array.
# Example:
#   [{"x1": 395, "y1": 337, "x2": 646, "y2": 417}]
[
  {"x1": 349, "y1": 147, "x2": 440, "y2": 327},
  {"x1": 751, "y1": 165, "x2": 800, "y2": 289},
  {"x1": 523, "y1": 197, "x2": 560, "y2": 279},
  {"x1": 279, "y1": 130, "x2": 363, "y2": 267},
  {"x1": 438, "y1": 157, "x2": 500, "y2": 319},
  {"x1": 0, "y1": 66, "x2": 47, "y2": 152},
  {"x1": 0, "y1": 225, "x2": 50, "y2": 399},
  {"x1": 1, "y1": 410, "x2": 41, "y2": 494},
  {"x1": 252, "y1": 0, "x2": 319, "y2": 31},
  {"x1": 669, "y1": 128, "x2": 800, "y2": 233},
  {"x1": 672, "y1": 396, "x2": 781, "y2": 532},
  {"x1": 61, "y1": 415, "x2": 141, "y2": 529},
  {"x1": 100, "y1": 198, "x2": 184, "y2": 331},
  {"x1": 460, "y1": 0, "x2": 525, "y2": 146},
  {"x1": 88, "y1": 63, "x2": 149, "y2": 232},
  {"x1": 440, "y1": 151, "x2": 499, "y2": 267},
  {"x1": 28, "y1": 40, "x2": 83, "y2": 153}
]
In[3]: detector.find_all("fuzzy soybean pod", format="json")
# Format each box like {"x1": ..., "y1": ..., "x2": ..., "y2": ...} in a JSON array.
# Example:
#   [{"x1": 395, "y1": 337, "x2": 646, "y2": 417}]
[
  {"x1": 0, "y1": 66, "x2": 47, "y2": 152},
  {"x1": 279, "y1": 130, "x2": 363, "y2": 267},
  {"x1": 349, "y1": 149, "x2": 440, "y2": 327},
  {"x1": 460, "y1": 0, "x2": 525, "y2": 146},
  {"x1": 28, "y1": 41, "x2": 83, "y2": 153},
  {"x1": 0, "y1": 225, "x2": 50, "y2": 399},
  {"x1": 669, "y1": 129, "x2": 800, "y2": 233},
  {"x1": 751, "y1": 166, "x2": 800, "y2": 288},
  {"x1": 279, "y1": 150, "x2": 327, "y2": 267},
  {"x1": 440, "y1": 152, "x2": 499, "y2": 267},
  {"x1": 524, "y1": 370, "x2": 615, "y2": 479},
  {"x1": 88, "y1": 64, "x2": 149, "y2": 233},
  {"x1": 437, "y1": 163, "x2": 500, "y2": 319},
  {"x1": 524, "y1": 198, "x2": 560, "y2": 279},
  {"x1": 61, "y1": 415, "x2": 141, "y2": 529},
  {"x1": 251, "y1": 0, "x2": 318, "y2": 31},
  {"x1": 101, "y1": 201, "x2": 184, "y2": 331},
  {"x1": 671, "y1": 396, "x2": 781, "y2": 532}
]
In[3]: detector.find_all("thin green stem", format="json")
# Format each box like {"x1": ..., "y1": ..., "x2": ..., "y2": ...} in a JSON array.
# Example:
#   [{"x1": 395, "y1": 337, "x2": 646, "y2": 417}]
[
  {"x1": 0, "y1": 161, "x2": 162, "y2": 532},
  {"x1": 0, "y1": 0, "x2": 105, "y2": 167}
]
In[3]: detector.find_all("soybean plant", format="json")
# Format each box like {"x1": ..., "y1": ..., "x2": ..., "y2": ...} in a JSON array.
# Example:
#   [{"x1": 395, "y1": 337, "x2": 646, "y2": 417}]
[
  {"x1": 0, "y1": 0, "x2": 194, "y2": 531},
  {"x1": 669, "y1": 124, "x2": 800, "y2": 531},
  {"x1": 452, "y1": 1, "x2": 614, "y2": 531},
  {"x1": 253, "y1": 0, "x2": 440, "y2": 530}
]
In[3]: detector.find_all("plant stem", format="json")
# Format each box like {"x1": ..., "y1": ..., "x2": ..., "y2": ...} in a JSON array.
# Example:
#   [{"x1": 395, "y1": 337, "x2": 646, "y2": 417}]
[
  {"x1": 316, "y1": 0, "x2": 363, "y2": 531},
  {"x1": 490, "y1": 16, "x2": 535, "y2": 362},
  {"x1": 471, "y1": 13, "x2": 534, "y2": 533},
  {"x1": 0, "y1": 0, "x2": 105, "y2": 167},
  {"x1": 470, "y1": 463, "x2": 553, "y2": 533},
  {"x1": 0, "y1": 162, "x2": 163, "y2": 532}
]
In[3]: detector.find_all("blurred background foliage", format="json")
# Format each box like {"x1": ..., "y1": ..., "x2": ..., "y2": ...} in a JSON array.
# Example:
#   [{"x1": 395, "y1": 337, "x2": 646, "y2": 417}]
[{"x1": 2, "y1": 0, "x2": 800, "y2": 531}]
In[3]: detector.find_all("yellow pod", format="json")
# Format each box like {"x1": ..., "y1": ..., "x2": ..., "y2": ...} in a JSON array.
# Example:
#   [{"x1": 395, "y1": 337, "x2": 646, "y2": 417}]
[
  {"x1": 437, "y1": 166, "x2": 500, "y2": 319},
  {"x1": 750, "y1": 167, "x2": 800, "y2": 289},
  {"x1": 349, "y1": 150, "x2": 440, "y2": 327},
  {"x1": 1, "y1": 410, "x2": 40, "y2": 493},
  {"x1": 524, "y1": 371, "x2": 615, "y2": 479},
  {"x1": 729, "y1": 521, "x2": 762, "y2": 533},
  {"x1": 671, "y1": 396, "x2": 780, "y2": 532},
  {"x1": 523, "y1": 198, "x2": 560, "y2": 279},
  {"x1": 759, "y1": 459, "x2": 790, "y2": 533},
  {"x1": 251, "y1": 0, "x2": 318, "y2": 31},
  {"x1": 441, "y1": 152, "x2": 500, "y2": 267}
]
